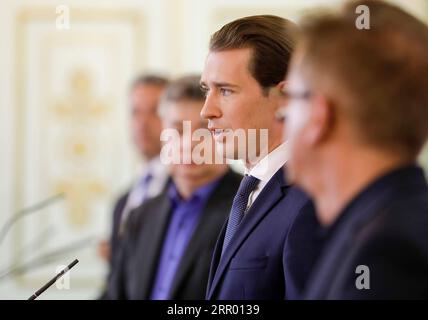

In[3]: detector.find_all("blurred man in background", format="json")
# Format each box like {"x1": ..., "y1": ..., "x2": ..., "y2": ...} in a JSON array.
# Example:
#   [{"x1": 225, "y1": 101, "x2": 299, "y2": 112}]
[
  {"x1": 99, "y1": 74, "x2": 170, "y2": 298},
  {"x1": 281, "y1": 0, "x2": 428, "y2": 299},
  {"x1": 107, "y1": 75, "x2": 242, "y2": 299}
]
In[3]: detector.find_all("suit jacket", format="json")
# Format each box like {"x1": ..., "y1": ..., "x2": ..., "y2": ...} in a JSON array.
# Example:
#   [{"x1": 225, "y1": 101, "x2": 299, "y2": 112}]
[
  {"x1": 100, "y1": 175, "x2": 170, "y2": 299},
  {"x1": 110, "y1": 192, "x2": 129, "y2": 261},
  {"x1": 98, "y1": 192, "x2": 129, "y2": 300},
  {"x1": 107, "y1": 169, "x2": 242, "y2": 300},
  {"x1": 206, "y1": 168, "x2": 321, "y2": 300},
  {"x1": 304, "y1": 165, "x2": 428, "y2": 299}
]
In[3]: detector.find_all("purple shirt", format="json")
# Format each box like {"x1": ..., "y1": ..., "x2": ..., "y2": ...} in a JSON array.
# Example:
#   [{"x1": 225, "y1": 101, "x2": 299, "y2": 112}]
[{"x1": 149, "y1": 178, "x2": 220, "y2": 300}]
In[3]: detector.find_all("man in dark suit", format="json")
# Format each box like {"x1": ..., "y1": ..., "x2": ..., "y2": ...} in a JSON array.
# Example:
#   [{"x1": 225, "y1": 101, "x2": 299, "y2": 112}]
[
  {"x1": 107, "y1": 75, "x2": 242, "y2": 299},
  {"x1": 200, "y1": 15, "x2": 321, "y2": 299},
  {"x1": 280, "y1": 0, "x2": 428, "y2": 299},
  {"x1": 98, "y1": 74, "x2": 169, "y2": 298}
]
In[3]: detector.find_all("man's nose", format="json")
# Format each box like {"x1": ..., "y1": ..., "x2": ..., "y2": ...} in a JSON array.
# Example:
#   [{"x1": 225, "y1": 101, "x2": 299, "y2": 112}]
[{"x1": 200, "y1": 94, "x2": 222, "y2": 120}]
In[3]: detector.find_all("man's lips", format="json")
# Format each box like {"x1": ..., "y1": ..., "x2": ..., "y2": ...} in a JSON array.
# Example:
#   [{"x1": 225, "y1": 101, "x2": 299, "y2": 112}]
[{"x1": 209, "y1": 128, "x2": 231, "y2": 141}]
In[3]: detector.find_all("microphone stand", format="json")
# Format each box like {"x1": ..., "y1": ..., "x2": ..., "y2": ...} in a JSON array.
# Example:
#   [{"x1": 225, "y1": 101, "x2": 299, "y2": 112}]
[
  {"x1": 0, "y1": 193, "x2": 65, "y2": 247},
  {"x1": 0, "y1": 235, "x2": 95, "y2": 281}
]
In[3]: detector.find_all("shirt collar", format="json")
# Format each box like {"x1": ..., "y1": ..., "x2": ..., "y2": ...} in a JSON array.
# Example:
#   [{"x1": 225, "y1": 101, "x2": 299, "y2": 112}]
[
  {"x1": 137, "y1": 156, "x2": 164, "y2": 177},
  {"x1": 167, "y1": 176, "x2": 221, "y2": 206},
  {"x1": 244, "y1": 142, "x2": 289, "y2": 182}
]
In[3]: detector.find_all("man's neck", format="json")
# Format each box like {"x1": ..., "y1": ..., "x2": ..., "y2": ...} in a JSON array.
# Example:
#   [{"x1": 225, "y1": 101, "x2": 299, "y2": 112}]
[
  {"x1": 144, "y1": 154, "x2": 159, "y2": 164},
  {"x1": 313, "y1": 150, "x2": 412, "y2": 226},
  {"x1": 245, "y1": 137, "x2": 282, "y2": 170}
]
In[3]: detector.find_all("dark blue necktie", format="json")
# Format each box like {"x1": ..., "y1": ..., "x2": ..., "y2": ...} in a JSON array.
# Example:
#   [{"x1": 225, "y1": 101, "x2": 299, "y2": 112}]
[
  {"x1": 139, "y1": 172, "x2": 153, "y2": 203},
  {"x1": 221, "y1": 175, "x2": 260, "y2": 255}
]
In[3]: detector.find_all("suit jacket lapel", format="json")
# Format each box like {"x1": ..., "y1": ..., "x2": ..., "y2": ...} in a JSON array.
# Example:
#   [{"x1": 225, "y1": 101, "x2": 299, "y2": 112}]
[
  {"x1": 305, "y1": 205, "x2": 387, "y2": 299},
  {"x1": 207, "y1": 170, "x2": 288, "y2": 299},
  {"x1": 206, "y1": 220, "x2": 227, "y2": 298},
  {"x1": 134, "y1": 195, "x2": 172, "y2": 299},
  {"x1": 304, "y1": 222, "x2": 354, "y2": 299}
]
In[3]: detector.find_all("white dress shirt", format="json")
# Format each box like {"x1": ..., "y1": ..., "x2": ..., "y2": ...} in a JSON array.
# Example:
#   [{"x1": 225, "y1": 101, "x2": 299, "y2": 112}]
[{"x1": 244, "y1": 142, "x2": 289, "y2": 211}]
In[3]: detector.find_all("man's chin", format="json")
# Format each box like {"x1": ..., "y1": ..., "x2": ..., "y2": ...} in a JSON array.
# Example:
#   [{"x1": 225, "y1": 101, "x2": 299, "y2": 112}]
[
  {"x1": 175, "y1": 166, "x2": 208, "y2": 179},
  {"x1": 137, "y1": 145, "x2": 158, "y2": 159},
  {"x1": 214, "y1": 141, "x2": 246, "y2": 162}
]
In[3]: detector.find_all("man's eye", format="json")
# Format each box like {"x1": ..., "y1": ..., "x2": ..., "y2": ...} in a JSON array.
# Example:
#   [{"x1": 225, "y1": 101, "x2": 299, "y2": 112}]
[{"x1": 220, "y1": 88, "x2": 232, "y2": 96}]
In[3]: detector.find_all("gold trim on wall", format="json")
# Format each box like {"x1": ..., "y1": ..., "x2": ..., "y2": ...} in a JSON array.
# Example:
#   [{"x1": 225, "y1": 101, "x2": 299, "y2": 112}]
[{"x1": 13, "y1": 5, "x2": 147, "y2": 289}]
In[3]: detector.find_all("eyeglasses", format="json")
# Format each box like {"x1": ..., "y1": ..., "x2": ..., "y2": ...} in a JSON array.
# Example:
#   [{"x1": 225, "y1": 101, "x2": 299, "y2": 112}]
[
  {"x1": 281, "y1": 89, "x2": 312, "y2": 100},
  {"x1": 276, "y1": 90, "x2": 312, "y2": 120}
]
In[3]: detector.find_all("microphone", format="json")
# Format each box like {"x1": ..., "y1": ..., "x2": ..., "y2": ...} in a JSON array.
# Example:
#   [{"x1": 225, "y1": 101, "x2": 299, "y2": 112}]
[
  {"x1": 28, "y1": 259, "x2": 79, "y2": 300},
  {"x1": 0, "y1": 193, "x2": 64, "y2": 247}
]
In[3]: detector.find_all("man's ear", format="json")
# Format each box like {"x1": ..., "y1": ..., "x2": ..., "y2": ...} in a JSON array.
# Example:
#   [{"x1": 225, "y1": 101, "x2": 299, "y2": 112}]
[
  {"x1": 275, "y1": 80, "x2": 287, "y2": 95},
  {"x1": 273, "y1": 80, "x2": 288, "y2": 112},
  {"x1": 307, "y1": 94, "x2": 334, "y2": 145}
]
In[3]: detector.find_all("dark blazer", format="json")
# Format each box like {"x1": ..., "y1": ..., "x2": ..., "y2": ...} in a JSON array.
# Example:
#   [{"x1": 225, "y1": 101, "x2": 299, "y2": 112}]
[
  {"x1": 206, "y1": 168, "x2": 321, "y2": 300},
  {"x1": 107, "y1": 169, "x2": 242, "y2": 300},
  {"x1": 110, "y1": 192, "x2": 129, "y2": 261},
  {"x1": 98, "y1": 192, "x2": 129, "y2": 299},
  {"x1": 304, "y1": 165, "x2": 428, "y2": 299}
]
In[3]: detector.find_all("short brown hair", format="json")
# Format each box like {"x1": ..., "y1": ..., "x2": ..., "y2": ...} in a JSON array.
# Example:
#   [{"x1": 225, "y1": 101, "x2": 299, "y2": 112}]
[
  {"x1": 159, "y1": 75, "x2": 205, "y2": 115},
  {"x1": 131, "y1": 74, "x2": 169, "y2": 90},
  {"x1": 210, "y1": 15, "x2": 298, "y2": 90},
  {"x1": 298, "y1": 0, "x2": 428, "y2": 157}
]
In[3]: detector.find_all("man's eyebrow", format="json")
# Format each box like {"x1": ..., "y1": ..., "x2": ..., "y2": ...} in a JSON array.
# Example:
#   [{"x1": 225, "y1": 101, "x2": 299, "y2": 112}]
[
  {"x1": 200, "y1": 81, "x2": 240, "y2": 89},
  {"x1": 213, "y1": 81, "x2": 240, "y2": 88}
]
